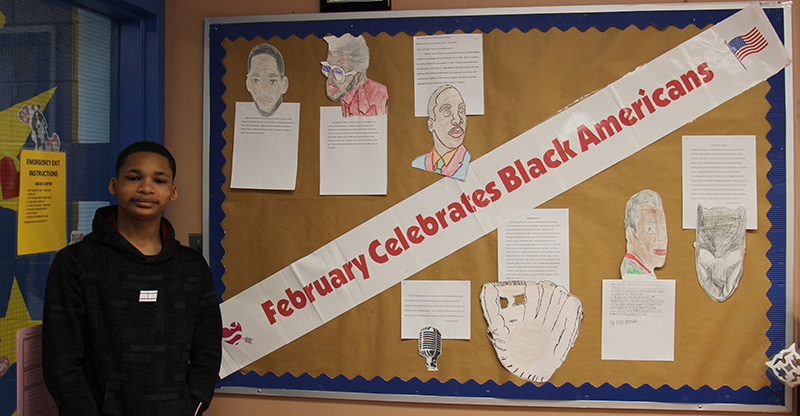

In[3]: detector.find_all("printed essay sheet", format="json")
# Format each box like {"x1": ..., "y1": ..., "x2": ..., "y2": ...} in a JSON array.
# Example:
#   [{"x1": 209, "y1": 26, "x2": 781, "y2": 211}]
[
  {"x1": 231, "y1": 102, "x2": 300, "y2": 190},
  {"x1": 682, "y1": 135, "x2": 757, "y2": 229},
  {"x1": 401, "y1": 280, "x2": 471, "y2": 340},
  {"x1": 319, "y1": 108, "x2": 387, "y2": 195},
  {"x1": 413, "y1": 33, "x2": 484, "y2": 116},
  {"x1": 498, "y1": 208, "x2": 570, "y2": 289}
]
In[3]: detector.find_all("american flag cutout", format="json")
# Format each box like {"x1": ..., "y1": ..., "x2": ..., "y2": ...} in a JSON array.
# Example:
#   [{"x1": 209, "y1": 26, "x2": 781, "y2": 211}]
[{"x1": 725, "y1": 27, "x2": 769, "y2": 68}]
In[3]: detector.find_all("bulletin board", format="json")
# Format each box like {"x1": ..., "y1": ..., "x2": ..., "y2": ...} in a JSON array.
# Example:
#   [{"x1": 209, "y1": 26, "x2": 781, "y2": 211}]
[{"x1": 203, "y1": 2, "x2": 794, "y2": 411}]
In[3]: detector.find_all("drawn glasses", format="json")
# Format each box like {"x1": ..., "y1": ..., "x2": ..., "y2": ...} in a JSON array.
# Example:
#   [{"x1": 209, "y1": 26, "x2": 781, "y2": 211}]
[{"x1": 320, "y1": 61, "x2": 356, "y2": 82}]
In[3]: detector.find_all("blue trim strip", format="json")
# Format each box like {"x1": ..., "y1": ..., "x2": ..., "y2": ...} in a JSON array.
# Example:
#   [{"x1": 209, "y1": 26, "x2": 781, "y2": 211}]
[
  {"x1": 210, "y1": 7, "x2": 788, "y2": 406},
  {"x1": 209, "y1": 24, "x2": 228, "y2": 303}
]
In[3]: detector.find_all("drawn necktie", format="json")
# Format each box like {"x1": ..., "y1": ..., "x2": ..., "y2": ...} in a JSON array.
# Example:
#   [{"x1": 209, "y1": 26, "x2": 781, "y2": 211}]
[{"x1": 434, "y1": 157, "x2": 445, "y2": 174}]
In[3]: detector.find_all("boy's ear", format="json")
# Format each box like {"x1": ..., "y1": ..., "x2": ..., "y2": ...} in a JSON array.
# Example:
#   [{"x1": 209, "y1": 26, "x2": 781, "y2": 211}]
[
  {"x1": 108, "y1": 177, "x2": 118, "y2": 196},
  {"x1": 169, "y1": 184, "x2": 178, "y2": 202}
]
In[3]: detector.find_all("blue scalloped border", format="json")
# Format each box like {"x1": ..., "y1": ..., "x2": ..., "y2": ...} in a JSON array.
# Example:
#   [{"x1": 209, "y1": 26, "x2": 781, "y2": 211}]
[{"x1": 209, "y1": 7, "x2": 789, "y2": 406}]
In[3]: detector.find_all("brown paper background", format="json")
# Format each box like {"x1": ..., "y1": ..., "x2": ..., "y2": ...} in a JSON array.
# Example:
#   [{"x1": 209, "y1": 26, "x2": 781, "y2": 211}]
[{"x1": 218, "y1": 25, "x2": 772, "y2": 391}]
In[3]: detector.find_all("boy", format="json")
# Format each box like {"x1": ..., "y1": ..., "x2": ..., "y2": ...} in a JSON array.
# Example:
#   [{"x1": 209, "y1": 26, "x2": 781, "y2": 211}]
[{"x1": 42, "y1": 141, "x2": 222, "y2": 415}]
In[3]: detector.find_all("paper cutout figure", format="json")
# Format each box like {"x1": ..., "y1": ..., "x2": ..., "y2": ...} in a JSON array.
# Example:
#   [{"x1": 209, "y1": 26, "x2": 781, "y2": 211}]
[
  {"x1": 480, "y1": 280, "x2": 583, "y2": 382},
  {"x1": 19, "y1": 103, "x2": 60, "y2": 152},
  {"x1": 322, "y1": 34, "x2": 387, "y2": 117},
  {"x1": 246, "y1": 43, "x2": 289, "y2": 118},
  {"x1": 621, "y1": 189, "x2": 667, "y2": 279},
  {"x1": 418, "y1": 326, "x2": 442, "y2": 371},
  {"x1": 694, "y1": 205, "x2": 746, "y2": 302},
  {"x1": 412, "y1": 84, "x2": 471, "y2": 181},
  {"x1": 766, "y1": 343, "x2": 800, "y2": 387}
]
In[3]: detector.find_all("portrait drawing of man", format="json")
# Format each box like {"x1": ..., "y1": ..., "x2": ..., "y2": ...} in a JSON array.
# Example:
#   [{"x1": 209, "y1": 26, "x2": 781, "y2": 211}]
[{"x1": 412, "y1": 84, "x2": 471, "y2": 181}]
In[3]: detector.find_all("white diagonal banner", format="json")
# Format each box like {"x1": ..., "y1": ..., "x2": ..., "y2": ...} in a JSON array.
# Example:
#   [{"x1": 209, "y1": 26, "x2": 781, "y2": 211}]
[{"x1": 219, "y1": 4, "x2": 791, "y2": 378}]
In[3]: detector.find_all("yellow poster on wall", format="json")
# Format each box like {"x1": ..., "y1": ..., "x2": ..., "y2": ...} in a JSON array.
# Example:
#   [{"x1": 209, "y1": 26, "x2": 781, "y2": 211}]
[{"x1": 17, "y1": 149, "x2": 66, "y2": 255}]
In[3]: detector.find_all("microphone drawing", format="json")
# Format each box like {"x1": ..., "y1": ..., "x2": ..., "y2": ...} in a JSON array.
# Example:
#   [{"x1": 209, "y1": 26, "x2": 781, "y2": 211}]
[{"x1": 418, "y1": 326, "x2": 442, "y2": 371}]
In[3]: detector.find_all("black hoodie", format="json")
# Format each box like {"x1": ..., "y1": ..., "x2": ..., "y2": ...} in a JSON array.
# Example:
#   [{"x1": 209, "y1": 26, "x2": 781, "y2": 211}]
[{"x1": 42, "y1": 206, "x2": 222, "y2": 416}]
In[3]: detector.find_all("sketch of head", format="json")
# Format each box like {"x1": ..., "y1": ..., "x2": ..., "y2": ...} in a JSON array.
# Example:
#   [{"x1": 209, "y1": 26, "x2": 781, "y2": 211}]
[
  {"x1": 480, "y1": 280, "x2": 583, "y2": 383},
  {"x1": 623, "y1": 189, "x2": 667, "y2": 275},
  {"x1": 322, "y1": 34, "x2": 369, "y2": 102},
  {"x1": 427, "y1": 85, "x2": 467, "y2": 157},
  {"x1": 246, "y1": 43, "x2": 289, "y2": 117},
  {"x1": 30, "y1": 109, "x2": 48, "y2": 150},
  {"x1": 695, "y1": 205, "x2": 746, "y2": 302}
]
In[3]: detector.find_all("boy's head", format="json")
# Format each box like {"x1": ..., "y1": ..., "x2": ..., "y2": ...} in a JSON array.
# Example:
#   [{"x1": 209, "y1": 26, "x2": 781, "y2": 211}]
[
  {"x1": 116, "y1": 141, "x2": 176, "y2": 180},
  {"x1": 109, "y1": 141, "x2": 178, "y2": 223}
]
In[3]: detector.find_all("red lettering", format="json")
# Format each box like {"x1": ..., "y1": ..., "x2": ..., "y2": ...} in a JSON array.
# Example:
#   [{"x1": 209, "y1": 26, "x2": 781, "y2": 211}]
[
  {"x1": 386, "y1": 238, "x2": 403, "y2": 256},
  {"x1": 329, "y1": 269, "x2": 347, "y2": 288},
  {"x1": 435, "y1": 209, "x2": 448, "y2": 230},
  {"x1": 543, "y1": 149, "x2": 560, "y2": 169},
  {"x1": 303, "y1": 283, "x2": 317, "y2": 302},
  {"x1": 393, "y1": 226, "x2": 409, "y2": 250},
  {"x1": 594, "y1": 116, "x2": 622, "y2": 140},
  {"x1": 638, "y1": 88, "x2": 655, "y2": 114},
  {"x1": 577, "y1": 124, "x2": 602, "y2": 152},
  {"x1": 261, "y1": 300, "x2": 278, "y2": 324},
  {"x1": 342, "y1": 261, "x2": 357, "y2": 281},
  {"x1": 619, "y1": 107, "x2": 637, "y2": 126},
  {"x1": 553, "y1": 138, "x2": 577, "y2": 162},
  {"x1": 472, "y1": 188, "x2": 489, "y2": 207},
  {"x1": 498, "y1": 165, "x2": 522, "y2": 193},
  {"x1": 526, "y1": 157, "x2": 547, "y2": 178},
  {"x1": 416, "y1": 213, "x2": 439, "y2": 236},
  {"x1": 680, "y1": 69, "x2": 702, "y2": 92},
  {"x1": 666, "y1": 79, "x2": 686, "y2": 100},
  {"x1": 407, "y1": 225, "x2": 424, "y2": 244},
  {"x1": 652, "y1": 87, "x2": 670, "y2": 107},
  {"x1": 631, "y1": 99, "x2": 646, "y2": 119},
  {"x1": 313, "y1": 276, "x2": 334, "y2": 297},
  {"x1": 697, "y1": 62, "x2": 714, "y2": 83},
  {"x1": 351, "y1": 254, "x2": 370, "y2": 280},
  {"x1": 514, "y1": 159, "x2": 531, "y2": 183},
  {"x1": 485, "y1": 181, "x2": 502, "y2": 202},
  {"x1": 369, "y1": 239, "x2": 388, "y2": 263},
  {"x1": 447, "y1": 202, "x2": 468, "y2": 223},
  {"x1": 460, "y1": 193, "x2": 476, "y2": 213},
  {"x1": 286, "y1": 287, "x2": 307, "y2": 309},
  {"x1": 277, "y1": 299, "x2": 292, "y2": 317}
]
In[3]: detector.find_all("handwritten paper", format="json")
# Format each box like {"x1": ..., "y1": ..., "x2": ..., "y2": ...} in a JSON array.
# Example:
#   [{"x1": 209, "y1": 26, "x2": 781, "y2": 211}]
[
  {"x1": 682, "y1": 135, "x2": 757, "y2": 229},
  {"x1": 413, "y1": 34, "x2": 484, "y2": 116},
  {"x1": 401, "y1": 280, "x2": 470, "y2": 340},
  {"x1": 601, "y1": 279, "x2": 675, "y2": 361}
]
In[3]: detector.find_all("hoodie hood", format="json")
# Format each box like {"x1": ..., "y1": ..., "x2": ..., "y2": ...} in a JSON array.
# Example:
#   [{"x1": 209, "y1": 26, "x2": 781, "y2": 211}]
[{"x1": 87, "y1": 205, "x2": 181, "y2": 263}]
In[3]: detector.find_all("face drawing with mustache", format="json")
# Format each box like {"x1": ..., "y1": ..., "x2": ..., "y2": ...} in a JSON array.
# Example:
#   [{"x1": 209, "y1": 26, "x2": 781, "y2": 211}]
[
  {"x1": 428, "y1": 86, "x2": 467, "y2": 157},
  {"x1": 411, "y1": 84, "x2": 472, "y2": 180}
]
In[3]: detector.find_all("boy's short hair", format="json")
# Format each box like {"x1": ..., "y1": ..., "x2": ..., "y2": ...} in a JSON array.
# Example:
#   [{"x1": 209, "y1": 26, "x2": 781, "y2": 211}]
[{"x1": 116, "y1": 141, "x2": 177, "y2": 179}]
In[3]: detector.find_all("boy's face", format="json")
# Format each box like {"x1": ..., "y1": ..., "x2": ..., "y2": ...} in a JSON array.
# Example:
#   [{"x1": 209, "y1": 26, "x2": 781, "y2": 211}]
[{"x1": 108, "y1": 151, "x2": 177, "y2": 222}]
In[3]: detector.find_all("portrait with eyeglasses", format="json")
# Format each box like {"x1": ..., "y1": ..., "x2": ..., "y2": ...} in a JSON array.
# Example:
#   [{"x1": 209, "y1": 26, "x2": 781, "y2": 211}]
[{"x1": 322, "y1": 34, "x2": 387, "y2": 117}]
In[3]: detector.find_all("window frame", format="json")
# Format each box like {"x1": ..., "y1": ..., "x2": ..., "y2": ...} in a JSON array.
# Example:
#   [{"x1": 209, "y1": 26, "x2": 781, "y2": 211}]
[{"x1": 68, "y1": 0, "x2": 164, "y2": 152}]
